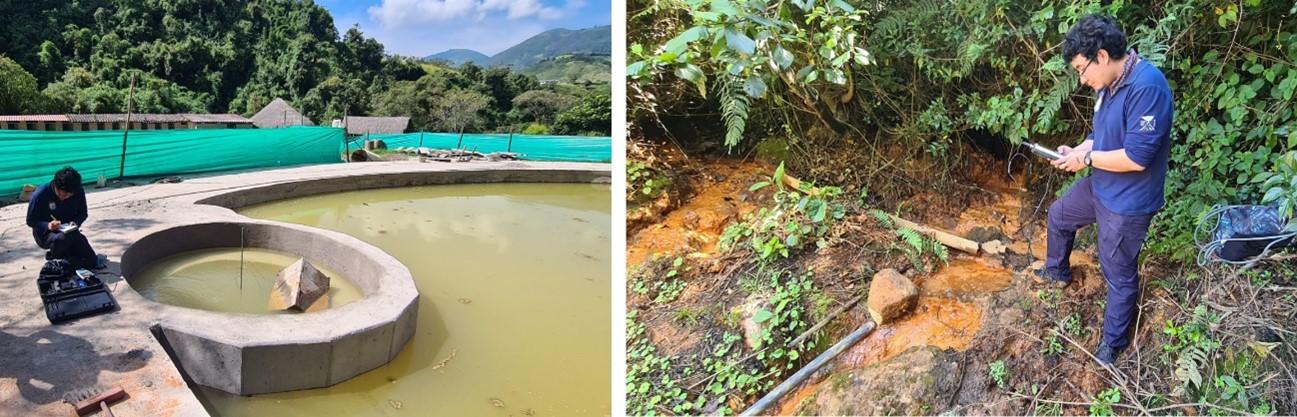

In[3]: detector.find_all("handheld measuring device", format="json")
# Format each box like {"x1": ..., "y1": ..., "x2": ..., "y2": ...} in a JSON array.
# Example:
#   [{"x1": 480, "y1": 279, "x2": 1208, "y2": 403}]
[{"x1": 1024, "y1": 142, "x2": 1064, "y2": 161}]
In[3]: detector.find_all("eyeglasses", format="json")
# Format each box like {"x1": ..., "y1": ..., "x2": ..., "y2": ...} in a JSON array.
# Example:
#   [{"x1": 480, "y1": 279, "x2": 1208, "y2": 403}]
[{"x1": 1078, "y1": 59, "x2": 1094, "y2": 78}]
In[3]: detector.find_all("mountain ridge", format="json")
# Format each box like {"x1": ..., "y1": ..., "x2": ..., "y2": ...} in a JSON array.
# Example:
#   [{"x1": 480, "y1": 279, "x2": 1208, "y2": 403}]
[{"x1": 423, "y1": 25, "x2": 611, "y2": 69}]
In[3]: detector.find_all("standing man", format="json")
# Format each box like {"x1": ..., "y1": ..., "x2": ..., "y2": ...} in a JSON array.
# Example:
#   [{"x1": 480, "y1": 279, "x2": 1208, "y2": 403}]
[
  {"x1": 26, "y1": 166, "x2": 107, "y2": 270},
  {"x1": 1035, "y1": 14, "x2": 1174, "y2": 366}
]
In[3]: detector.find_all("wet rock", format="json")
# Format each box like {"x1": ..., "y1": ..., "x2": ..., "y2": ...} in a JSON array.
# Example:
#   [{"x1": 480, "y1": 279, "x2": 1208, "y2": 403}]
[
  {"x1": 793, "y1": 346, "x2": 964, "y2": 416},
  {"x1": 966, "y1": 226, "x2": 1007, "y2": 243},
  {"x1": 740, "y1": 293, "x2": 772, "y2": 349},
  {"x1": 267, "y1": 258, "x2": 330, "y2": 312},
  {"x1": 682, "y1": 210, "x2": 701, "y2": 230},
  {"x1": 1257, "y1": 326, "x2": 1282, "y2": 343},
  {"x1": 867, "y1": 269, "x2": 918, "y2": 325},
  {"x1": 981, "y1": 239, "x2": 1007, "y2": 255},
  {"x1": 682, "y1": 207, "x2": 738, "y2": 236}
]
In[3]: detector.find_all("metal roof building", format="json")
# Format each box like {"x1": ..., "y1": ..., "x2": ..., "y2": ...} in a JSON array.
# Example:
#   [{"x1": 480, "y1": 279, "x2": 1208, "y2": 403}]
[
  {"x1": 0, "y1": 114, "x2": 253, "y2": 131},
  {"x1": 344, "y1": 116, "x2": 410, "y2": 136}
]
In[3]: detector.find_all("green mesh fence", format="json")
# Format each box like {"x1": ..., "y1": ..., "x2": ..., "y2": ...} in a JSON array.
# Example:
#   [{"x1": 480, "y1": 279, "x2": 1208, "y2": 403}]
[
  {"x1": 346, "y1": 132, "x2": 612, "y2": 163},
  {"x1": 2, "y1": 126, "x2": 343, "y2": 194}
]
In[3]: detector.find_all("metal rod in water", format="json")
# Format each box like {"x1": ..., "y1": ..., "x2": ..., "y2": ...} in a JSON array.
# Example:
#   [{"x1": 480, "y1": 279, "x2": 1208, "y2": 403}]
[
  {"x1": 739, "y1": 320, "x2": 877, "y2": 416},
  {"x1": 239, "y1": 227, "x2": 245, "y2": 292}
]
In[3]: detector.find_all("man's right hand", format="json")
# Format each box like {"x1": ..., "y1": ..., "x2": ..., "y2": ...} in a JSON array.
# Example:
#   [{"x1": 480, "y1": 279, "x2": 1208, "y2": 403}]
[
  {"x1": 47, "y1": 220, "x2": 61, "y2": 231},
  {"x1": 1057, "y1": 145, "x2": 1075, "y2": 156}
]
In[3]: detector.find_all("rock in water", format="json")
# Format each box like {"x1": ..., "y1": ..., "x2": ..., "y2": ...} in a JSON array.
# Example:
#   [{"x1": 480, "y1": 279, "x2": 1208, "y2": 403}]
[
  {"x1": 268, "y1": 258, "x2": 331, "y2": 311},
  {"x1": 866, "y1": 268, "x2": 918, "y2": 325}
]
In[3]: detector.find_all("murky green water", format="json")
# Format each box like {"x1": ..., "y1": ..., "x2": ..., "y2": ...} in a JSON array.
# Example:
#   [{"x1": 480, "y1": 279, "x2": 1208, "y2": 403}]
[
  {"x1": 132, "y1": 248, "x2": 361, "y2": 314},
  {"x1": 193, "y1": 183, "x2": 611, "y2": 416}
]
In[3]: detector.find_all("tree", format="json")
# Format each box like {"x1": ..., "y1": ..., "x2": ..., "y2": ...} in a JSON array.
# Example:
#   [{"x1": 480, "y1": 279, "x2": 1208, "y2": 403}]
[
  {"x1": 36, "y1": 40, "x2": 64, "y2": 84},
  {"x1": 458, "y1": 61, "x2": 482, "y2": 83},
  {"x1": 0, "y1": 56, "x2": 43, "y2": 114},
  {"x1": 512, "y1": 90, "x2": 576, "y2": 124},
  {"x1": 433, "y1": 89, "x2": 489, "y2": 133},
  {"x1": 372, "y1": 80, "x2": 432, "y2": 129},
  {"x1": 340, "y1": 25, "x2": 384, "y2": 76},
  {"x1": 481, "y1": 66, "x2": 515, "y2": 112},
  {"x1": 553, "y1": 94, "x2": 610, "y2": 136},
  {"x1": 564, "y1": 65, "x2": 583, "y2": 84},
  {"x1": 382, "y1": 56, "x2": 427, "y2": 82}
]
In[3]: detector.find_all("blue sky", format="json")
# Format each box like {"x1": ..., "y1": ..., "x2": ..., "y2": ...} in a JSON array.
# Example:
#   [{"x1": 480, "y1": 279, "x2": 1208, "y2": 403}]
[{"x1": 315, "y1": 0, "x2": 611, "y2": 58}]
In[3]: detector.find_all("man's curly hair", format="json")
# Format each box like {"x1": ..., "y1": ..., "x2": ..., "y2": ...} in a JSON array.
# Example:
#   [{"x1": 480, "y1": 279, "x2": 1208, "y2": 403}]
[
  {"x1": 1063, "y1": 14, "x2": 1128, "y2": 62},
  {"x1": 52, "y1": 166, "x2": 82, "y2": 193}
]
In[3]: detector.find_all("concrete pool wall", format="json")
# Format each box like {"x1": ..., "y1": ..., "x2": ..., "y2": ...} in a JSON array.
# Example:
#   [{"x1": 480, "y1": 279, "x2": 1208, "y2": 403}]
[
  {"x1": 0, "y1": 161, "x2": 611, "y2": 416},
  {"x1": 123, "y1": 221, "x2": 418, "y2": 395},
  {"x1": 131, "y1": 167, "x2": 610, "y2": 395}
]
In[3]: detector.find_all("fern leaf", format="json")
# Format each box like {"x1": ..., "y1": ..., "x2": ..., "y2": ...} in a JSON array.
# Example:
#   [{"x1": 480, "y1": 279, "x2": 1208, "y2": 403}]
[
  {"x1": 1035, "y1": 79, "x2": 1071, "y2": 133},
  {"x1": 958, "y1": 41, "x2": 988, "y2": 75},
  {"x1": 931, "y1": 239, "x2": 949, "y2": 264},
  {"x1": 896, "y1": 227, "x2": 925, "y2": 252},
  {"x1": 1173, "y1": 345, "x2": 1207, "y2": 392},
  {"x1": 867, "y1": 209, "x2": 894, "y2": 227},
  {"x1": 720, "y1": 76, "x2": 750, "y2": 147}
]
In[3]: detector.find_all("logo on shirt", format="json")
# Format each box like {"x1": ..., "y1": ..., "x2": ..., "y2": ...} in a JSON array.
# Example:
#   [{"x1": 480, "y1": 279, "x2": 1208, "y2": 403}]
[
  {"x1": 49, "y1": 202, "x2": 56, "y2": 210},
  {"x1": 1139, "y1": 115, "x2": 1156, "y2": 132}
]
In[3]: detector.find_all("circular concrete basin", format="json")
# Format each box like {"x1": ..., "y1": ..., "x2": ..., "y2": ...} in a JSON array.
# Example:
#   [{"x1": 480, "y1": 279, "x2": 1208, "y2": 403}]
[{"x1": 120, "y1": 221, "x2": 418, "y2": 395}]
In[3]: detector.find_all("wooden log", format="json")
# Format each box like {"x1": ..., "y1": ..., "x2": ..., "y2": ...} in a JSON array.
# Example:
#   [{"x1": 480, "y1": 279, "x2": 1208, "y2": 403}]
[
  {"x1": 770, "y1": 168, "x2": 982, "y2": 254},
  {"x1": 888, "y1": 214, "x2": 981, "y2": 254},
  {"x1": 779, "y1": 173, "x2": 821, "y2": 196}
]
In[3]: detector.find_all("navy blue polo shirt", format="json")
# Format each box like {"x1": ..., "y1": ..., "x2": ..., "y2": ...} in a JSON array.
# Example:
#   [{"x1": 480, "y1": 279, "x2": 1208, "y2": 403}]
[
  {"x1": 26, "y1": 182, "x2": 90, "y2": 241},
  {"x1": 1087, "y1": 59, "x2": 1174, "y2": 215}
]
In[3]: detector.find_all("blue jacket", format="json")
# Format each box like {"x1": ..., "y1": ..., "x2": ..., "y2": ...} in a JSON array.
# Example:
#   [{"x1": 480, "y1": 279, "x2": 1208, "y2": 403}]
[
  {"x1": 26, "y1": 182, "x2": 89, "y2": 248},
  {"x1": 1088, "y1": 59, "x2": 1174, "y2": 215}
]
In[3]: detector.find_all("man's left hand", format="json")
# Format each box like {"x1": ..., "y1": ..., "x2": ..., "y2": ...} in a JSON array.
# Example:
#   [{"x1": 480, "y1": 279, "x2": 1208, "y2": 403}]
[{"x1": 1051, "y1": 150, "x2": 1087, "y2": 173}]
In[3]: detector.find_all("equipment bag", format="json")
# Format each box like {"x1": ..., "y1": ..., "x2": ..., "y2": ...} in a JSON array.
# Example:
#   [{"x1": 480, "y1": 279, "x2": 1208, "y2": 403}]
[
  {"x1": 1197, "y1": 204, "x2": 1296, "y2": 265},
  {"x1": 38, "y1": 259, "x2": 76, "y2": 281}
]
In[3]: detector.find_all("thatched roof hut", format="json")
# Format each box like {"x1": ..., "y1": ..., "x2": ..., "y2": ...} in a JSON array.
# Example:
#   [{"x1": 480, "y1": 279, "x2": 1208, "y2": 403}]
[{"x1": 251, "y1": 98, "x2": 314, "y2": 128}]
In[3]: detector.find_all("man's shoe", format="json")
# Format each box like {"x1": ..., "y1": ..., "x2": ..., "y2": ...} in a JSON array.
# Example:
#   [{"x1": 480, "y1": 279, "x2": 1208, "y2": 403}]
[
  {"x1": 1095, "y1": 343, "x2": 1121, "y2": 365},
  {"x1": 1032, "y1": 268, "x2": 1071, "y2": 288},
  {"x1": 93, "y1": 254, "x2": 108, "y2": 270}
]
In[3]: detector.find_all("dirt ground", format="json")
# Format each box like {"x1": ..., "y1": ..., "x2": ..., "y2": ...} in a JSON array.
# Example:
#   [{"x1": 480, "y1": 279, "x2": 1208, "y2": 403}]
[{"x1": 626, "y1": 140, "x2": 1297, "y2": 415}]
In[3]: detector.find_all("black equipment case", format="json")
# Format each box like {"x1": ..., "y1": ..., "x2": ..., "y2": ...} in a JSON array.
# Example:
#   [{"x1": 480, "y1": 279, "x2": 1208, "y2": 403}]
[{"x1": 37, "y1": 260, "x2": 118, "y2": 323}]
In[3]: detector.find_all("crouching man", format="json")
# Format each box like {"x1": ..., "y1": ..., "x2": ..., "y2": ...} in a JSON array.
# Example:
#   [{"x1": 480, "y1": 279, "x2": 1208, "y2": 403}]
[{"x1": 26, "y1": 166, "x2": 107, "y2": 270}]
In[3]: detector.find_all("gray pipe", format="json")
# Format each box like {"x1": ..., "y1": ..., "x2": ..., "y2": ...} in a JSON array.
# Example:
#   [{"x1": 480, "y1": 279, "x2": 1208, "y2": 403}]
[{"x1": 739, "y1": 320, "x2": 877, "y2": 416}]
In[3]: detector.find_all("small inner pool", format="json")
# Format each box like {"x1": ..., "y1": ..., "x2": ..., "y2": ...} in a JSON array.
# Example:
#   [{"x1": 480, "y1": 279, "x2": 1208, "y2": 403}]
[
  {"x1": 132, "y1": 248, "x2": 361, "y2": 314},
  {"x1": 195, "y1": 183, "x2": 610, "y2": 416}
]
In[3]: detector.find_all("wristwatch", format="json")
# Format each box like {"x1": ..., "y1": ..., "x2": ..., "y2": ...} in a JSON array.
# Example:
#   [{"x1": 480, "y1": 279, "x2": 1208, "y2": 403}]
[{"x1": 1084, "y1": 151, "x2": 1093, "y2": 168}]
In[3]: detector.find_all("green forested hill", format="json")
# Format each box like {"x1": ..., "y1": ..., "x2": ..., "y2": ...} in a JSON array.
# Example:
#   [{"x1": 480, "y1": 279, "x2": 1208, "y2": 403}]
[
  {"x1": 0, "y1": 0, "x2": 407, "y2": 120},
  {"x1": 0, "y1": 0, "x2": 609, "y2": 136},
  {"x1": 488, "y1": 26, "x2": 611, "y2": 68},
  {"x1": 423, "y1": 26, "x2": 612, "y2": 71},
  {"x1": 519, "y1": 54, "x2": 612, "y2": 84},
  {"x1": 425, "y1": 49, "x2": 491, "y2": 66}
]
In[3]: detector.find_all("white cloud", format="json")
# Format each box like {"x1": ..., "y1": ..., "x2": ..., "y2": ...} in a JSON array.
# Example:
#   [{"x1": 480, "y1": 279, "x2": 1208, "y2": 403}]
[
  {"x1": 562, "y1": 0, "x2": 587, "y2": 11},
  {"x1": 369, "y1": 0, "x2": 564, "y2": 28},
  {"x1": 480, "y1": 0, "x2": 563, "y2": 20}
]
